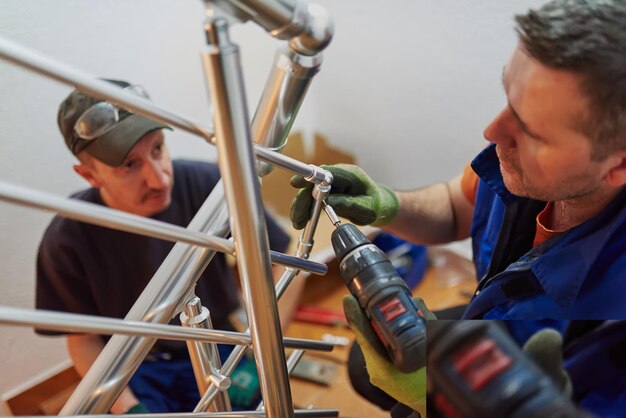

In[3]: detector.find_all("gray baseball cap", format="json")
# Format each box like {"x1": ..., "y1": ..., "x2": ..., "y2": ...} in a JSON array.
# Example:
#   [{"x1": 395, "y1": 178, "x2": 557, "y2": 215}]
[{"x1": 57, "y1": 79, "x2": 171, "y2": 167}]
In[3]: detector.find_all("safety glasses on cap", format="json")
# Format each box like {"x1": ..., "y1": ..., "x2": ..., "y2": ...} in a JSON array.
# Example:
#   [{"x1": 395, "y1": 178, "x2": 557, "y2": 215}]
[{"x1": 73, "y1": 84, "x2": 150, "y2": 141}]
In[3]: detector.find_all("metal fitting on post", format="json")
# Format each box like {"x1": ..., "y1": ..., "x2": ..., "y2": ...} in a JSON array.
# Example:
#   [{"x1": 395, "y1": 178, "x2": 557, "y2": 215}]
[
  {"x1": 296, "y1": 238, "x2": 314, "y2": 259},
  {"x1": 204, "y1": 17, "x2": 236, "y2": 52},
  {"x1": 296, "y1": 182, "x2": 331, "y2": 259},
  {"x1": 288, "y1": 2, "x2": 334, "y2": 56},
  {"x1": 312, "y1": 183, "x2": 330, "y2": 200},
  {"x1": 181, "y1": 297, "x2": 231, "y2": 409},
  {"x1": 305, "y1": 164, "x2": 333, "y2": 185},
  {"x1": 208, "y1": 0, "x2": 334, "y2": 56},
  {"x1": 181, "y1": 297, "x2": 210, "y2": 326},
  {"x1": 209, "y1": 372, "x2": 231, "y2": 392}
]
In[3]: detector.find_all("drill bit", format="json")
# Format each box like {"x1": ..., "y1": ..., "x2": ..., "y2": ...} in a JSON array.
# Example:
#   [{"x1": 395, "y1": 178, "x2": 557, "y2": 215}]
[{"x1": 323, "y1": 202, "x2": 341, "y2": 228}]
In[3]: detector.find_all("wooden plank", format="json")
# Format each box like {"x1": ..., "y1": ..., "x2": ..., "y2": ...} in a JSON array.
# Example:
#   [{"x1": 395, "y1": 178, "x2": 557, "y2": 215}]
[{"x1": 5, "y1": 367, "x2": 79, "y2": 416}]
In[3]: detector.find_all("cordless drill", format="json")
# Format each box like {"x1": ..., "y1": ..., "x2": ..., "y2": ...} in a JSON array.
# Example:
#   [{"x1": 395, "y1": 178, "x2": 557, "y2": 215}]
[
  {"x1": 428, "y1": 321, "x2": 589, "y2": 418},
  {"x1": 329, "y1": 219, "x2": 427, "y2": 373}
]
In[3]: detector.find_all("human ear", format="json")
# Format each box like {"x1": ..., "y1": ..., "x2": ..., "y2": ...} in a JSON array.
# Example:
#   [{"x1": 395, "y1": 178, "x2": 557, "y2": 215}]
[
  {"x1": 73, "y1": 163, "x2": 102, "y2": 188},
  {"x1": 603, "y1": 150, "x2": 626, "y2": 187}
]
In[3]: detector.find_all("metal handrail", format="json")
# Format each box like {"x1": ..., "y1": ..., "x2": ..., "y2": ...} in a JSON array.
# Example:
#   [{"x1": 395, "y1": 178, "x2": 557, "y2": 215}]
[
  {"x1": 0, "y1": 306, "x2": 335, "y2": 352},
  {"x1": 0, "y1": 180, "x2": 327, "y2": 275}
]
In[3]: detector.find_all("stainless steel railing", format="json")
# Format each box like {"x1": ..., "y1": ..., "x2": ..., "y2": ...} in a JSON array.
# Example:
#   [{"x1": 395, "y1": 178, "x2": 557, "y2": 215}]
[{"x1": 0, "y1": 1, "x2": 336, "y2": 417}]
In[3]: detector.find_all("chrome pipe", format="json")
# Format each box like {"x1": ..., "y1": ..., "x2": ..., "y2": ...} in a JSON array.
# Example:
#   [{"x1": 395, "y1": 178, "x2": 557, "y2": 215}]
[
  {"x1": 181, "y1": 298, "x2": 232, "y2": 411},
  {"x1": 0, "y1": 36, "x2": 326, "y2": 179},
  {"x1": 274, "y1": 268, "x2": 298, "y2": 300},
  {"x1": 287, "y1": 2, "x2": 333, "y2": 56},
  {"x1": 0, "y1": 305, "x2": 248, "y2": 346},
  {"x1": 0, "y1": 10, "x2": 335, "y2": 416},
  {"x1": 0, "y1": 180, "x2": 232, "y2": 253},
  {"x1": 286, "y1": 349, "x2": 305, "y2": 373},
  {"x1": 267, "y1": 247, "x2": 325, "y2": 274},
  {"x1": 254, "y1": 147, "x2": 315, "y2": 178},
  {"x1": 207, "y1": 0, "x2": 333, "y2": 55},
  {"x1": 202, "y1": 18, "x2": 293, "y2": 417},
  {"x1": 252, "y1": 47, "x2": 321, "y2": 176},
  {"x1": 0, "y1": 36, "x2": 214, "y2": 142},
  {"x1": 196, "y1": 267, "x2": 298, "y2": 411},
  {"x1": 195, "y1": 345, "x2": 249, "y2": 412},
  {"x1": 0, "y1": 305, "x2": 335, "y2": 351},
  {"x1": 256, "y1": 349, "x2": 305, "y2": 411},
  {"x1": 207, "y1": 0, "x2": 296, "y2": 39},
  {"x1": 0, "y1": 180, "x2": 327, "y2": 275}
]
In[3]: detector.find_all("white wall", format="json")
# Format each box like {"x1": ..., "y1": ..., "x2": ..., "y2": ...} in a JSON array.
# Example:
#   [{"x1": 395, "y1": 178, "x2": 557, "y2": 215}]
[
  {"x1": 311, "y1": 0, "x2": 547, "y2": 188},
  {"x1": 0, "y1": 0, "x2": 544, "y2": 398}
]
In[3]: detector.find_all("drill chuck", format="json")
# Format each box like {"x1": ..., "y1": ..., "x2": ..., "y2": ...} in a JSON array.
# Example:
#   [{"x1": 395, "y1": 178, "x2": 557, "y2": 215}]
[{"x1": 332, "y1": 224, "x2": 427, "y2": 373}]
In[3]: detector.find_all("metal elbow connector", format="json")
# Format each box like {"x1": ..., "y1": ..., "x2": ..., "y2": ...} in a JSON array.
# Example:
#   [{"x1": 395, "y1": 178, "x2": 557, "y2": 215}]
[
  {"x1": 208, "y1": 0, "x2": 333, "y2": 55},
  {"x1": 321, "y1": 167, "x2": 334, "y2": 186},
  {"x1": 305, "y1": 164, "x2": 333, "y2": 186},
  {"x1": 288, "y1": 2, "x2": 334, "y2": 56}
]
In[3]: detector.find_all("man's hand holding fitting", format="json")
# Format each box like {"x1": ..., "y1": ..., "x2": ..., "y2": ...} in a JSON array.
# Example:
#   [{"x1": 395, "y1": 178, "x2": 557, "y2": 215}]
[{"x1": 289, "y1": 164, "x2": 400, "y2": 229}]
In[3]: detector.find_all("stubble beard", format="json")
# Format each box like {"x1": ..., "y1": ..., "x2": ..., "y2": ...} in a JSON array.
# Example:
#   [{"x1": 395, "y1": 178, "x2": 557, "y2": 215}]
[{"x1": 500, "y1": 159, "x2": 602, "y2": 203}]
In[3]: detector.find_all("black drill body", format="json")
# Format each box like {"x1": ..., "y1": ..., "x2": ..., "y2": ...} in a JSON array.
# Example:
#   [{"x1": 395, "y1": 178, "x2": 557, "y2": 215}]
[{"x1": 331, "y1": 223, "x2": 427, "y2": 373}]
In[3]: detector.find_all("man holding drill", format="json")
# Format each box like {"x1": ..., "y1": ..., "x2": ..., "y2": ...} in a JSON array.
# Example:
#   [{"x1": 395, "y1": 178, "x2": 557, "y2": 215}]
[
  {"x1": 292, "y1": 0, "x2": 626, "y2": 321},
  {"x1": 291, "y1": 0, "x2": 626, "y2": 416}
]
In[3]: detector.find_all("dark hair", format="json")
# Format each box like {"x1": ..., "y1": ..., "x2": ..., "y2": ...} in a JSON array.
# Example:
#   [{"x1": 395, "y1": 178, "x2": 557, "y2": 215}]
[{"x1": 515, "y1": 0, "x2": 626, "y2": 160}]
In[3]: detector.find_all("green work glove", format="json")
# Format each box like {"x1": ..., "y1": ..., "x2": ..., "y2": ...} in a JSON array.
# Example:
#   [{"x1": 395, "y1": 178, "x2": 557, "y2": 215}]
[
  {"x1": 126, "y1": 403, "x2": 150, "y2": 414},
  {"x1": 522, "y1": 328, "x2": 573, "y2": 397},
  {"x1": 343, "y1": 295, "x2": 435, "y2": 415},
  {"x1": 290, "y1": 163, "x2": 400, "y2": 229}
]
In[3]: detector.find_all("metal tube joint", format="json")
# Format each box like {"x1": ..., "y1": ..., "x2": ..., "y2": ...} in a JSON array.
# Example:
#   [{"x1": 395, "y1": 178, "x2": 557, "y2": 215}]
[
  {"x1": 181, "y1": 297, "x2": 210, "y2": 326},
  {"x1": 295, "y1": 182, "x2": 330, "y2": 259},
  {"x1": 204, "y1": 18, "x2": 235, "y2": 50},
  {"x1": 287, "y1": 1, "x2": 334, "y2": 56},
  {"x1": 180, "y1": 298, "x2": 232, "y2": 393},
  {"x1": 311, "y1": 183, "x2": 330, "y2": 200},
  {"x1": 205, "y1": 1, "x2": 333, "y2": 56},
  {"x1": 305, "y1": 165, "x2": 333, "y2": 186}
]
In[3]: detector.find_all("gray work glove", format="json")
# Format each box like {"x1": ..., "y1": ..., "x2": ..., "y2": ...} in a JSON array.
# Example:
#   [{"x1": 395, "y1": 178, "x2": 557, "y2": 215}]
[
  {"x1": 289, "y1": 164, "x2": 400, "y2": 229},
  {"x1": 523, "y1": 328, "x2": 573, "y2": 397}
]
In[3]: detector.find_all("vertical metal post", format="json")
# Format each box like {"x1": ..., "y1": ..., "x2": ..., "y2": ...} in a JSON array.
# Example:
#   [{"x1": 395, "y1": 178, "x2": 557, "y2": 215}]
[
  {"x1": 181, "y1": 297, "x2": 232, "y2": 411},
  {"x1": 256, "y1": 349, "x2": 305, "y2": 411},
  {"x1": 201, "y1": 18, "x2": 294, "y2": 418},
  {"x1": 195, "y1": 344, "x2": 249, "y2": 412}
]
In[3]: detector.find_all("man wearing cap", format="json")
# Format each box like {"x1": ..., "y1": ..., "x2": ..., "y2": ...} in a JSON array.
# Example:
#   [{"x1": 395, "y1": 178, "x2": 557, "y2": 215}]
[{"x1": 35, "y1": 79, "x2": 292, "y2": 413}]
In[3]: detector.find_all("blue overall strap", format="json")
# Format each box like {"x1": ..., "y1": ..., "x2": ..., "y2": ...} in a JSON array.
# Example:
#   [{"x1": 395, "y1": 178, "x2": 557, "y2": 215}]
[{"x1": 462, "y1": 267, "x2": 544, "y2": 319}]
